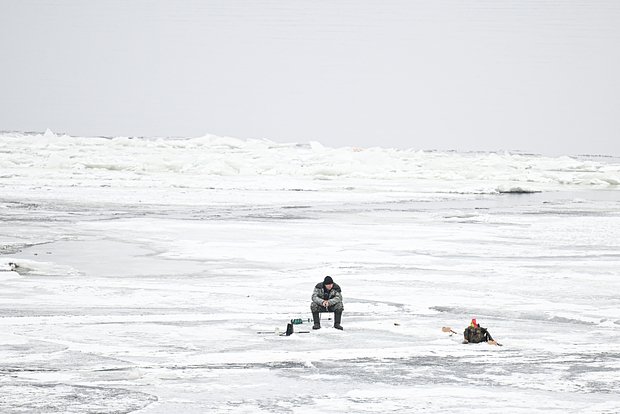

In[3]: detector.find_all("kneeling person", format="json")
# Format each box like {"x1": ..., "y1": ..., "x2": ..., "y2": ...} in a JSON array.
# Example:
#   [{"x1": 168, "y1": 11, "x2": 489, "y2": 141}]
[{"x1": 311, "y1": 276, "x2": 343, "y2": 330}]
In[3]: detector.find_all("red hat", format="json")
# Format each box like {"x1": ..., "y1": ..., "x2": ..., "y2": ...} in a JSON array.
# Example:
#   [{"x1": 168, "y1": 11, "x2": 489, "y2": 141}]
[{"x1": 470, "y1": 318, "x2": 478, "y2": 327}]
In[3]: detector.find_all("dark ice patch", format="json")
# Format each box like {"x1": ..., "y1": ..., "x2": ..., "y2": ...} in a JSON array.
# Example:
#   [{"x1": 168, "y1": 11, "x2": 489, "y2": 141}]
[{"x1": 0, "y1": 383, "x2": 156, "y2": 414}]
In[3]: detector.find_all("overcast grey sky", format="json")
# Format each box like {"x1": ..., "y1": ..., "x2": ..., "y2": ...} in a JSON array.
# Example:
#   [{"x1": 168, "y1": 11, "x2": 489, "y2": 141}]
[{"x1": 1, "y1": 0, "x2": 619, "y2": 155}]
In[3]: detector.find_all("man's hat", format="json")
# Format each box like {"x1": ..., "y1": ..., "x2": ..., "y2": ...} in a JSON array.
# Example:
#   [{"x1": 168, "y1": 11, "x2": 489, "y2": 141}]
[
  {"x1": 323, "y1": 276, "x2": 334, "y2": 285},
  {"x1": 470, "y1": 318, "x2": 478, "y2": 327}
]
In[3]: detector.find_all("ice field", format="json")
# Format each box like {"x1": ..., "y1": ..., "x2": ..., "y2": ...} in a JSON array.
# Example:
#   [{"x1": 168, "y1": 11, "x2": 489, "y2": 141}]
[{"x1": 1, "y1": 131, "x2": 620, "y2": 413}]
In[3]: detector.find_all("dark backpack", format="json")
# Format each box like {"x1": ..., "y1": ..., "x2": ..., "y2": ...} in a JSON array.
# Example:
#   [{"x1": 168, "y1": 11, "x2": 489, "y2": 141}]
[{"x1": 464, "y1": 326, "x2": 487, "y2": 343}]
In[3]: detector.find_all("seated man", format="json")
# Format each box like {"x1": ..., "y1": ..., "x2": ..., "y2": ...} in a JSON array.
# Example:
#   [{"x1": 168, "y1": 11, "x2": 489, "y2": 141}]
[
  {"x1": 463, "y1": 318, "x2": 494, "y2": 344},
  {"x1": 311, "y1": 276, "x2": 343, "y2": 330}
]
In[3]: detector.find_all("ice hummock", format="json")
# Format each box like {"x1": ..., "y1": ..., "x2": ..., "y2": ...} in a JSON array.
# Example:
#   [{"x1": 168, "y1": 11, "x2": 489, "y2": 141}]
[{"x1": 0, "y1": 131, "x2": 619, "y2": 203}]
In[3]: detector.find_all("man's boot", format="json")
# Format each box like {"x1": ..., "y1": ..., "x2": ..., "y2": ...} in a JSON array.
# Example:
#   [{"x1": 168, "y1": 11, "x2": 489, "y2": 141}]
[
  {"x1": 312, "y1": 311, "x2": 321, "y2": 330},
  {"x1": 334, "y1": 311, "x2": 343, "y2": 330}
]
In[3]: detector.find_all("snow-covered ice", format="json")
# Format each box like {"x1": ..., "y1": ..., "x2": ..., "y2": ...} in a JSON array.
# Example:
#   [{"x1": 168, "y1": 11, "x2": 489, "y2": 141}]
[{"x1": 1, "y1": 131, "x2": 619, "y2": 413}]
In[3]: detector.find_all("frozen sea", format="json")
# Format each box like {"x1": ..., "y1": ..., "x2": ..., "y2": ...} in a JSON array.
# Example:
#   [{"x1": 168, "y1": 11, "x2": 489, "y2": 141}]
[{"x1": 1, "y1": 130, "x2": 620, "y2": 413}]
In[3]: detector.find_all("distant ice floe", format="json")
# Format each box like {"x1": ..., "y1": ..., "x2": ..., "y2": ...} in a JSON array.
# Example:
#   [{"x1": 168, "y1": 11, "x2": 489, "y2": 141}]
[
  {"x1": 496, "y1": 186, "x2": 541, "y2": 194},
  {"x1": 0, "y1": 131, "x2": 619, "y2": 197}
]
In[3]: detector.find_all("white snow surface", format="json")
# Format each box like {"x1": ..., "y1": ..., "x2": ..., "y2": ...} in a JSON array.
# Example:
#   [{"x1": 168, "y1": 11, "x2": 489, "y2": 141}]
[{"x1": 1, "y1": 131, "x2": 620, "y2": 413}]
